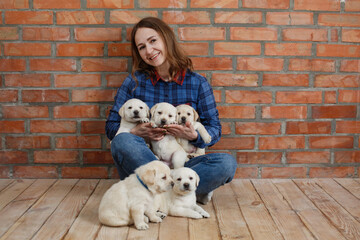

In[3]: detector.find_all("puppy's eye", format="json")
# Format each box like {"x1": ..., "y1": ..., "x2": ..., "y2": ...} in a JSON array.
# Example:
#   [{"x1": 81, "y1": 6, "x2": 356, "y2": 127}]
[
  {"x1": 187, "y1": 113, "x2": 191, "y2": 116},
  {"x1": 189, "y1": 177, "x2": 193, "y2": 180},
  {"x1": 169, "y1": 114, "x2": 173, "y2": 118},
  {"x1": 158, "y1": 111, "x2": 162, "y2": 115},
  {"x1": 162, "y1": 176, "x2": 167, "y2": 180},
  {"x1": 128, "y1": 106, "x2": 132, "y2": 109},
  {"x1": 177, "y1": 178, "x2": 181, "y2": 181},
  {"x1": 140, "y1": 106, "x2": 143, "y2": 109},
  {"x1": 178, "y1": 112, "x2": 181, "y2": 115}
]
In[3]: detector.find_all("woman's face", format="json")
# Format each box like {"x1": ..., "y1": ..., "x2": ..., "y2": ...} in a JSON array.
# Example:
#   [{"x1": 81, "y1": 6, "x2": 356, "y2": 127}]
[{"x1": 134, "y1": 27, "x2": 167, "y2": 70}]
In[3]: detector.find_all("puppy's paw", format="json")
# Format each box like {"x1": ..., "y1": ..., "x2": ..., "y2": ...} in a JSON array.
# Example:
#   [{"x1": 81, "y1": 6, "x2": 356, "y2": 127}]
[
  {"x1": 202, "y1": 134, "x2": 212, "y2": 144},
  {"x1": 149, "y1": 215, "x2": 162, "y2": 223},
  {"x1": 156, "y1": 210, "x2": 167, "y2": 219},
  {"x1": 200, "y1": 210, "x2": 210, "y2": 218},
  {"x1": 140, "y1": 118, "x2": 149, "y2": 123},
  {"x1": 144, "y1": 215, "x2": 149, "y2": 223},
  {"x1": 191, "y1": 212, "x2": 203, "y2": 219},
  {"x1": 188, "y1": 154, "x2": 195, "y2": 159},
  {"x1": 135, "y1": 222, "x2": 149, "y2": 230}
]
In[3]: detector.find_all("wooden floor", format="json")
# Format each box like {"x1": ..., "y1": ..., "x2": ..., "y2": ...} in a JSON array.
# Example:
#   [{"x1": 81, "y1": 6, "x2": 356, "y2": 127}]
[{"x1": 0, "y1": 178, "x2": 359, "y2": 240}]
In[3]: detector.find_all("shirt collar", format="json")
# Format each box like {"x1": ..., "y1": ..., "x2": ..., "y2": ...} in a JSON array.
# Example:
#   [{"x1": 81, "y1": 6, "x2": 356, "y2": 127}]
[{"x1": 150, "y1": 69, "x2": 186, "y2": 86}]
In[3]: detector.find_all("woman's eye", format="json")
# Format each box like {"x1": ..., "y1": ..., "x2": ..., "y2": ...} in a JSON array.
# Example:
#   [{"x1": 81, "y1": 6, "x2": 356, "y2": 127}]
[
  {"x1": 150, "y1": 39, "x2": 156, "y2": 43},
  {"x1": 138, "y1": 46, "x2": 145, "y2": 51}
]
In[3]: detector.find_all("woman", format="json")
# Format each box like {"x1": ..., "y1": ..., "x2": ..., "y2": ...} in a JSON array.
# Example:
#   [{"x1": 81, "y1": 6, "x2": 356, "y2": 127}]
[{"x1": 106, "y1": 17, "x2": 237, "y2": 204}]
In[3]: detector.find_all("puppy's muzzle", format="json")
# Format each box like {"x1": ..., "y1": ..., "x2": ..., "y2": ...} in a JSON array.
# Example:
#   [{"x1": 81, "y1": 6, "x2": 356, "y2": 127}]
[
  {"x1": 180, "y1": 117, "x2": 187, "y2": 124},
  {"x1": 183, "y1": 183, "x2": 190, "y2": 190},
  {"x1": 160, "y1": 119, "x2": 167, "y2": 126}
]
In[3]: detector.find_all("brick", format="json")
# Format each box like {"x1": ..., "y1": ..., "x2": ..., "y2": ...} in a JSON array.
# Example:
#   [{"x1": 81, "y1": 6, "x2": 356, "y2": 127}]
[
  {"x1": 294, "y1": 0, "x2": 340, "y2": 11},
  {"x1": 339, "y1": 90, "x2": 360, "y2": 103},
  {"x1": 237, "y1": 152, "x2": 281, "y2": 164},
  {"x1": 30, "y1": 120, "x2": 76, "y2": 133},
  {"x1": 0, "y1": 151, "x2": 28, "y2": 164},
  {"x1": 215, "y1": 11, "x2": 262, "y2": 24},
  {"x1": 315, "y1": 75, "x2": 360, "y2": 87},
  {"x1": 57, "y1": 11, "x2": 105, "y2": 25},
  {"x1": 30, "y1": 59, "x2": 76, "y2": 71},
  {"x1": 266, "y1": 12, "x2": 313, "y2": 25},
  {"x1": 0, "y1": 59, "x2": 26, "y2": 72},
  {"x1": 309, "y1": 136, "x2": 353, "y2": 149},
  {"x1": 0, "y1": 0, "x2": 29, "y2": 8},
  {"x1": 331, "y1": 29, "x2": 339, "y2": 42},
  {"x1": 317, "y1": 44, "x2": 360, "y2": 57},
  {"x1": 108, "y1": 43, "x2": 131, "y2": 56},
  {"x1": 34, "y1": 150, "x2": 79, "y2": 164},
  {"x1": 56, "y1": 136, "x2": 101, "y2": 149},
  {"x1": 106, "y1": 74, "x2": 127, "y2": 87},
  {"x1": 287, "y1": 152, "x2": 330, "y2": 164},
  {"x1": 5, "y1": 74, "x2": 51, "y2": 87},
  {"x1": 0, "y1": 27, "x2": 18, "y2": 40},
  {"x1": 81, "y1": 121, "x2": 106, "y2": 134},
  {"x1": 33, "y1": 0, "x2": 80, "y2": 9},
  {"x1": 221, "y1": 122, "x2": 231, "y2": 135},
  {"x1": 0, "y1": 167, "x2": 10, "y2": 178},
  {"x1": 218, "y1": 106, "x2": 255, "y2": 119},
  {"x1": 259, "y1": 136, "x2": 305, "y2": 150},
  {"x1": 54, "y1": 105, "x2": 100, "y2": 118},
  {"x1": 309, "y1": 167, "x2": 355, "y2": 178},
  {"x1": 178, "y1": 27, "x2": 225, "y2": 41},
  {"x1": 110, "y1": 11, "x2": 157, "y2": 24},
  {"x1": 318, "y1": 13, "x2": 360, "y2": 27},
  {"x1": 211, "y1": 73, "x2": 258, "y2": 87},
  {"x1": 23, "y1": 27, "x2": 70, "y2": 41},
  {"x1": 265, "y1": 43, "x2": 312, "y2": 56},
  {"x1": 4, "y1": 43, "x2": 51, "y2": 56},
  {"x1": 214, "y1": 90, "x2": 221, "y2": 102},
  {"x1": 282, "y1": 28, "x2": 327, "y2": 41},
  {"x1": 236, "y1": 122, "x2": 281, "y2": 135},
  {"x1": 286, "y1": 121, "x2": 331, "y2": 134},
  {"x1": 55, "y1": 74, "x2": 101, "y2": 88},
  {"x1": 312, "y1": 105, "x2": 357, "y2": 118},
  {"x1": 262, "y1": 106, "x2": 307, "y2": 119},
  {"x1": 243, "y1": 0, "x2": 289, "y2": 9},
  {"x1": 57, "y1": 43, "x2": 104, "y2": 56},
  {"x1": 87, "y1": 0, "x2": 134, "y2": 8},
  {"x1": 0, "y1": 90, "x2": 18, "y2": 102},
  {"x1": 2, "y1": 106, "x2": 49, "y2": 119},
  {"x1": 262, "y1": 167, "x2": 306, "y2": 178},
  {"x1": 181, "y1": 43, "x2": 209, "y2": 56},
  {"x1": 342, "y1": 29, "x2": 360, "y2": 43},
  {"x1": 324, "y1": 91, "x2": 337, "y2": 104},
  {"x1": 226, "y1": 90, "x2": 272, "y2": 103},
  {"x1": 72, "y1": 89, "x2": 116, "y2": 102},
  {"x1": 237, "y1": 57, "x2": 284, "y2": 71},
  {"x1": 0, "y1": 121, "x2": 25, "y2": 133},
  {"x1": 81, "y1": 58, "x2": 128, "y2": 72},
  {"x1": 340, "y1": 60, "x2": 360, "y2": 72},
  {"x1": 336, "y1": 121, "x2": 360, "y2": 133},
  {"x1": 62, "y1": 167, "x2": 108, "y2": 178},
  {"x1": 234, "y1": 167, "x2": 258, "y2": 179},
  {"x1": 345, "y1": 0, "x2": 360, "y2": 11},
  {"x1": 276, "y1": 91, "x2": 322, "y2": 104},
  {"x1": 231, "y1": 27, "x2": 277, "y2": 41},
  {"x1": 163, "y1": 11, "x2": 210, "y2": 24},
  {"x1": 83, "y1": 151, "x2": 113, "y2": 164},
  {"x1": 6, "y1": 136, "x2": 50, "y2": 149},
  {"x1": 263, "y1": 74, "x2": 309, "y2": 87},
  {"x1": 289, "y1": 59, "x2": 335, "y2": 72},
  {"x1": 5, "y1": 11, "x2": 53, "y2": 24},
  {"x1": 190, "y1": 0, "x2": 237, "y2": 8},
  {"x1": 210, "y1": 137, "x2": 255, "y2": 150},
  {"x1": 22, "y1": 90, "x2": 69, "y2": 103},
  {"x1": 215, "y1": 42, "x2": 261, "y2": 55},
  {"x1": 75, "y1": 28, "x2": 121, "y2": 41},
  {"x1": 192, "y1": 57, "x2": 232, "y2": 70},
  {"x1": 13, "y1": 166, "x2": 58, "y2": 178},
  {"x1": 335, "y1": 151, "x2": 360, "y2": 163}
]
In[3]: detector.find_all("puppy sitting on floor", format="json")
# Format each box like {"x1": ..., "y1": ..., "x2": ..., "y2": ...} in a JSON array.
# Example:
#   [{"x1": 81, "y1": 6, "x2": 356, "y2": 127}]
[
  {"x1": 150, "y1": 102, "x2": 188, "y2": 169},
  {"x1": 98, "y1": 161, "x2": 173, "y2": 230},
  {"x1": 176, "y1": 104, "x2": 212, "y2": 158},
  {"x1": 155, "y1": 167, "x2": 210, "y2": 219}
]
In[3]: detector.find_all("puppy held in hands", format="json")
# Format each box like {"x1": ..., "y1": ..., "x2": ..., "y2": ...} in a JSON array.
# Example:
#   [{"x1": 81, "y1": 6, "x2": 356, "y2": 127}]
[
  {"x1": 150, "y1": 102, "x2": 188, "y2": 169},
  {"x1": 155, "y1": 167, "x2": 210, "y2": 219},
  {"x1": 115, "y1": 98, "x2": 150, "y2": 137},
  {"x1": 98, "y1": 161, "x2": 172, "y2": 230},
  {"x1": 176, "y1": 104, "x2": 212, "y2": 158}
]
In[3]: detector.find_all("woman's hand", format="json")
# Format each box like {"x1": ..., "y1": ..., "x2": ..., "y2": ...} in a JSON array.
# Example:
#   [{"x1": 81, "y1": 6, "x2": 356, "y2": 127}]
[
  {"x1": 130, "y1": 123, "x2": 167, "y2": 141},
  {"x1": 163, "y1": 122, "x2": 198, "y2": 141}
]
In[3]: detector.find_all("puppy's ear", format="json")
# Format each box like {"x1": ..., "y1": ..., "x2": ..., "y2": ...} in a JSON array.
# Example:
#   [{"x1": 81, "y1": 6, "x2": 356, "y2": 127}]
[
  {"x1": 119, "y1": 104, "x2": 126, "y2": 118},
  {"x1": 194, "y1": 172, "x2": 200, "y2": 187},
  {"x1": 193, "y1": 108, "x2": 199, "y2": 122},
  {"x1": 145, "y1": 104, "x2": 150, "y2": 118},
  {"x1": 150, "y1": 103, "x2": 158, "y2": 119},
  {"x1": 142, "y1": 169, "x2": 156, "y2": 186}
]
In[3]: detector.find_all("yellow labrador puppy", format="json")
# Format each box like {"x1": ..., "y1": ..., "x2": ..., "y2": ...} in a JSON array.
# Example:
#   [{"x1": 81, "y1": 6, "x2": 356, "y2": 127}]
[
  {"x1": 98, "y1": 161, "x2": 172, "y2": 230},
  {"x1": 155, "y1": 167, "x2": 210, "y2": 219},
  {"x1": 176, "y1": 104, "x2": 212, "y2": 158},
  {"x1": 150, "y1": 102, "x2": 188, "y2": 169}
]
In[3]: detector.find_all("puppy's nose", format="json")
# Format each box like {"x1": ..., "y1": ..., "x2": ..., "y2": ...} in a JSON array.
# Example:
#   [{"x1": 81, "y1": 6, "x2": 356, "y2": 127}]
[
  {"x1": 133, "y1": 110, "x2": 139, "y2": 116},
  {"x1": 183, "y1": 183, "x2": 190, "y2": 190},
  {"x1": 161, "y1": 119, "x2": 167, "y2": 125},
  {"x1": 181, "y1": 116, "x2": 186, "y2": 123}
]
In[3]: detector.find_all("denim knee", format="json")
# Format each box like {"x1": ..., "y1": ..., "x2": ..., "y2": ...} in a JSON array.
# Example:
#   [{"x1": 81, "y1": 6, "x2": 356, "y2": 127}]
[{"x1": 221, "y1": 153, "x2": 237, "y2": 182}]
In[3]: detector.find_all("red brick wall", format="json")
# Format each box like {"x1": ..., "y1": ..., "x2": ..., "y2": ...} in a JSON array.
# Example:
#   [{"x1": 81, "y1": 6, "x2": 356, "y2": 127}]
[{"x1": 1, "y1": 0, "x2": 359, "y2": 179}]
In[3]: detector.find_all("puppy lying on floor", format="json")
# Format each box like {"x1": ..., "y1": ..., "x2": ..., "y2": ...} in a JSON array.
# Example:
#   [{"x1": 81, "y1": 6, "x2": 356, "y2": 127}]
[
  {"x1": 176, "y1": 104, "x2": 212, "y2": 158},
  {"x1": 154, "y1": 167, "x2": 210, "y2": 219},
  {"x1": 98, "y1": 161, "x2": 172, "y2": 230}
]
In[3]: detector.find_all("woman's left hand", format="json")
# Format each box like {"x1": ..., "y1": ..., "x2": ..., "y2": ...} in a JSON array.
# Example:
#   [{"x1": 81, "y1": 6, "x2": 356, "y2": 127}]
[{"x1": 163, "y1": 122, "x2": 198, "y2": 141}]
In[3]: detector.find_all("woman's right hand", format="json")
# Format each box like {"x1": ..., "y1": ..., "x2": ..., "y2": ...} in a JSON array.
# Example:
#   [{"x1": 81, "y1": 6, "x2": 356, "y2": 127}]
[{"x1": 130, "y1": 123, "x2": 167, "y2": 141}]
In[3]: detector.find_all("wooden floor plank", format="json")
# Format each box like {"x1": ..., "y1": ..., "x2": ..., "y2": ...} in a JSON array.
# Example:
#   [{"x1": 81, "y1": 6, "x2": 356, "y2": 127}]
[
  {"x1": 95, "y1": 225, "x2": 128, "y2": 240},
  {"x1": 231, "y1": 180, "x2": 284, "y2": 240},
  {"x1": 128, "y1": 223, "x2": 159, "y2": 240},
  {"x1": 32, "y1": 179, "x2": 99, "y2": 240},
  {"x1": 0, "y1": 179, "x2": 78, "y2": 240},
  {"x1": 212, "y1": 184, "x2": 252, "y2": 240},
  {"x1": 252, "y1": 179, "x2": 314, "y2": 240},
  {"x1": 334, "y1": 178, "x2": 360, "y2": 200},
  {"x1": 273, "y1": 179, "x2": 346, "y2": 240},
  {"x1": 63, "y1": 179, "x2": 117, "y2": 240},
  {"x1": 295, "y1": 179, "x2": 360, "y2": 240},
  {"x1": 0, "y1": 179, "x2": 56, "y2": 238},
  {"x1": 159, "y1": 216, "x2": 189, "y2": 240},
  {"x1": 0, "y1": 180, "x2": 14, "y2": 192},
  {"x1": 0, "y1": 179, "x2": 35, "y2": 211}
]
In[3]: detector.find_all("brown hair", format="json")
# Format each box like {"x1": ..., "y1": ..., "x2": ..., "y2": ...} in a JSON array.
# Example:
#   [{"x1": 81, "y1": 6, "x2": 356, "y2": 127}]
[{"x1": 130, "y1": 17, "x2": 193, "y2": 81}]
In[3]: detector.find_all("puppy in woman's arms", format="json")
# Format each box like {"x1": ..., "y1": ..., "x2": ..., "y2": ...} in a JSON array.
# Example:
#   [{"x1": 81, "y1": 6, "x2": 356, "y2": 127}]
[
  {"x1": 176, "y1": 104, "x2": 212, "y2": 158},
  {"x1": 98, "y1": 161, "x2": 173, "y2": 230},
  {"x1": 155, "y1": 167, "x2": 210, "y2": 219}
]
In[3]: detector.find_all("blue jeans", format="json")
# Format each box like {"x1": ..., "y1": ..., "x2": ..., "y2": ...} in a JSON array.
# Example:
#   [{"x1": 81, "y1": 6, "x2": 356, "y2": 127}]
[{"x1": 111, "y1": 133, "x2": 237, "y2": 195}]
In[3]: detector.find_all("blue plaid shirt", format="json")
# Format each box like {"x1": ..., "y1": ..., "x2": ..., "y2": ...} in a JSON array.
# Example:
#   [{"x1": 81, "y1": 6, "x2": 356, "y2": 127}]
[{"x1": 105, "y1": 69, "x2": 221, "y2": 148}]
